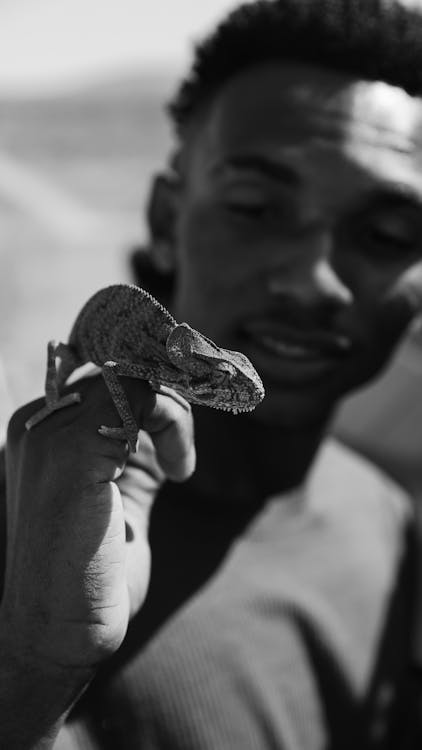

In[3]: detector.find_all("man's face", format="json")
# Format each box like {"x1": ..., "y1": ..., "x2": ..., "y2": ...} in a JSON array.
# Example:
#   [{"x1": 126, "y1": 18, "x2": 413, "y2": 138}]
[{"x1": 170, "y1": 63, "x2": 422, "y2": 426}]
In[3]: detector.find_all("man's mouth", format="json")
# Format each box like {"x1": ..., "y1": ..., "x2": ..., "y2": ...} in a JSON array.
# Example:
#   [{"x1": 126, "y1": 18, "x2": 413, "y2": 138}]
[
  {"x1": 243, "y1": 323, "x2": 352, "y2": 359},
  {"x1": 256, "y1": 334, "x2": 329, "y2": 360},
  {"x1": 240, "y1": 322, "x2": 352, "y2": 383}
]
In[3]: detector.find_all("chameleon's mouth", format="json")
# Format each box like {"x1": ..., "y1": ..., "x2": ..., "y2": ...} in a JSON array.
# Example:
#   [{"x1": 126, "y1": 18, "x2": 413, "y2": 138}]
[
  {"x1": 188, "y1": 378, "x2": 265, "y2": 413},
  {"x1": 191, "y1": 383, "x2": 215, "y2": 397}
]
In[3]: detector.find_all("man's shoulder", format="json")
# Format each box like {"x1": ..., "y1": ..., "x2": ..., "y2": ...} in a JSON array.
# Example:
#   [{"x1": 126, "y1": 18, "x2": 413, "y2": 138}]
[{"x1": 306, "y1": 437, "x2": 414, "y2": 526}]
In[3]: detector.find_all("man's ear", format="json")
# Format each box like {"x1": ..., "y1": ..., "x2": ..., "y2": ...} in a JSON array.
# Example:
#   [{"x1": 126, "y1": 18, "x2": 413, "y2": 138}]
[{"x1": 146, "y1": 173, "x2": 180, "y2": 273}]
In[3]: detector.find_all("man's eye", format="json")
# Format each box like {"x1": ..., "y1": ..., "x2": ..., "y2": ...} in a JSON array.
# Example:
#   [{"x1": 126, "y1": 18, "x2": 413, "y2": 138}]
[
  {"x1": 364, "y1": 215, "x2": 417, "y2": 252},
  {"x1": 225, "y1": 201, "x2": 270, "y2": 219}
]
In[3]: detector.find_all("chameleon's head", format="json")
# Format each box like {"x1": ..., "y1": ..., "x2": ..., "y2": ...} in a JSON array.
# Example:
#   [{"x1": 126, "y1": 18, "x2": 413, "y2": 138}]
[{"x1": 166, "y1": 323, "x2": 265, "y2": 414}]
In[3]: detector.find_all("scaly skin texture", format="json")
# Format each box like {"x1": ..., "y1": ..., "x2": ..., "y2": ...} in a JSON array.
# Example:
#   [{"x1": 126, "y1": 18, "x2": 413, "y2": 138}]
[{"x1": 25, "y1": 284, "x2": 265, "y2": 451}]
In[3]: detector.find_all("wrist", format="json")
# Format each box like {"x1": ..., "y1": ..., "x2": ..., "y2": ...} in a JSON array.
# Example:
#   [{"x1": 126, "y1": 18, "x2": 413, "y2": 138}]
[{"x1": 0, "y1": 618, "x2": 94, "y2": 749}]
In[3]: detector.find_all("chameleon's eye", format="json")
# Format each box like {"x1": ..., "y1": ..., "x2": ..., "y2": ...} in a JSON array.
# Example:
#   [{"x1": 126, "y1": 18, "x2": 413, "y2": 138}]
[{"x1": 166, "y1": 324, "x2": 194, "y2": 366}]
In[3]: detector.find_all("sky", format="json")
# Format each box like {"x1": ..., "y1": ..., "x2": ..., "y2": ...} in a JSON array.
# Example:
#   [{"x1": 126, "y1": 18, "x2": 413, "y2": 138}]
[{"x1": 0, "y1": 0, "x2": 245, "y2": 96}]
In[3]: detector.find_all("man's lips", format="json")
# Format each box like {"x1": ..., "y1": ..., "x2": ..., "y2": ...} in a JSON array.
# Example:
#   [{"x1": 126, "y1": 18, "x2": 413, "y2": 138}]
[{"x1": 241, "y1": 321, "x2": 352, "y2": 360}]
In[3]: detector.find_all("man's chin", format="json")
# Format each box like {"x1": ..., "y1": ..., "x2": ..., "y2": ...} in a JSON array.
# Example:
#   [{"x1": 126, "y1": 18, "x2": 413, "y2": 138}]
[
  {"x1": 247, "y1": 386, "x2": 336, "y2": 431},
  {"x1": 247, "y1": 354, "x2": 393, "y2": 430}
]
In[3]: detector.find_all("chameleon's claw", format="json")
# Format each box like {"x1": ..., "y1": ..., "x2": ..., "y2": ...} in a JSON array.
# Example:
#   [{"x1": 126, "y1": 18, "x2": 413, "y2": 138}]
[
  {"x1": 98, "y1": 425, "x2": 139, "y2": 453},
  {"x1": 25, "y1": 392, "x2": 81, "y2": 430}
]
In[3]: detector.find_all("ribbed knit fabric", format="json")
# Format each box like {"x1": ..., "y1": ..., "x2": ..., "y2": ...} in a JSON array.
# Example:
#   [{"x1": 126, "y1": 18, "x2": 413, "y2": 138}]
[{"x1": 65, "y1": 439, "x2": 420, "y2": 749}]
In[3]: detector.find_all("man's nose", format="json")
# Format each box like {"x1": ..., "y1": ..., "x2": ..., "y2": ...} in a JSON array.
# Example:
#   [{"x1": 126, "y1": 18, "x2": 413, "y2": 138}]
[{"x1": 268, "y1": 227, "x2": 354, "y2": 310}]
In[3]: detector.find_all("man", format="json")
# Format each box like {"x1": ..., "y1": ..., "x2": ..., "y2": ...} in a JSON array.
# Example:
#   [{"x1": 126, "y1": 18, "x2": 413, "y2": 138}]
[{"x1": 2, "y1": 0, "x2": 422, "y2": 746}]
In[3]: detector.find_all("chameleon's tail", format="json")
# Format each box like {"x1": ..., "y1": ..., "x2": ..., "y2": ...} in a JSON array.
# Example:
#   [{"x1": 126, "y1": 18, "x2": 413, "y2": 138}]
[{"x1": 25, "y1": 341, "x2": 81, "y2": 431}]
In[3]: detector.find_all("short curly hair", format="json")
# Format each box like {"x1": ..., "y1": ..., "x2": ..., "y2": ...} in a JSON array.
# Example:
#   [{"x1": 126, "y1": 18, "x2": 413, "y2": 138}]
[{"x1": 168, "y1": 0, "x2": 422, "y2": 138}]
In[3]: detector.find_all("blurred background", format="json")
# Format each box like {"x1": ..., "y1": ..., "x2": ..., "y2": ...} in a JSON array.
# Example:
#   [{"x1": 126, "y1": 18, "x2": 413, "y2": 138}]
[
  {"x1": 1, "y1": 0, "x2": 422, "y2": 491},
  {"x1": 0, "y1": 0, "x2": 242, "y2": 421}
]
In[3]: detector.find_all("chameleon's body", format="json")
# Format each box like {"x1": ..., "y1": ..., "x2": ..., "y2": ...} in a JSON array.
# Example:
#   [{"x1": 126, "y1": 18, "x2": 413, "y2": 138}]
[{"x1": 26, "y1": 284, "x2": 265, "y2": 451}]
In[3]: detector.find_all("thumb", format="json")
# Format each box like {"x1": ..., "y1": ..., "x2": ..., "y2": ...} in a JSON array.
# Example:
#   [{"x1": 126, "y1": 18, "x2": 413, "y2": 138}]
[{"x1": 120, "y1": 377, "x2": 196, "y2": 482}]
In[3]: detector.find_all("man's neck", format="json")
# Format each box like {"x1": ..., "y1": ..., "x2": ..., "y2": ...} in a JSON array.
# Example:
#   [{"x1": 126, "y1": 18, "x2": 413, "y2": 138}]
[{"x1": 186, "y1": 407, "x2": 330, "y2": 506}]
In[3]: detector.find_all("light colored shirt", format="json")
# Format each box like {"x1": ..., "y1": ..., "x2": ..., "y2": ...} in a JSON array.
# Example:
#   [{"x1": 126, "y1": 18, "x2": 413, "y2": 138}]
[{"x1": 64, "y1": 439, "x2": 420, "y2": 749}]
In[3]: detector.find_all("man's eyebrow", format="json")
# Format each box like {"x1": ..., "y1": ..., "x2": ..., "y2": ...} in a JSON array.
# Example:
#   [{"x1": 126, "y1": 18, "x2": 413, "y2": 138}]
[{"x1": 219, "y1": 155, "x2": 302, "y2": 186}]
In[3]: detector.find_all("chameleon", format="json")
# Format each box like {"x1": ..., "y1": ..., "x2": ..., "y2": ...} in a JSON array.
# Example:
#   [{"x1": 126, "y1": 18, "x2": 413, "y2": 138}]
[{"x1": 25, "y1": 284, "x2": 265, "y2": 452}]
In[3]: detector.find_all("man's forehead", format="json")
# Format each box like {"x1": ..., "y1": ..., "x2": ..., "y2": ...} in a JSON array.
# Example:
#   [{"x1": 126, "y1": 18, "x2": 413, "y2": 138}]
[
  {"x1": 199, "y1": 63, "x2": 422, "y2": 160},
  {"x1": 337, "y1": 80, "x2": 422, "y2": 152}
]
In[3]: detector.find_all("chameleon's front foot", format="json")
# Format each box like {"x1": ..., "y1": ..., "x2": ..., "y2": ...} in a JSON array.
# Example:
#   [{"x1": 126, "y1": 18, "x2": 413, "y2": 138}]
[
  {"x1": 98, "y1": 424, "x2": 139, "y2": 453},
  {"x1": 25, "y1": 392, "x2": 82, "y2": 430}
]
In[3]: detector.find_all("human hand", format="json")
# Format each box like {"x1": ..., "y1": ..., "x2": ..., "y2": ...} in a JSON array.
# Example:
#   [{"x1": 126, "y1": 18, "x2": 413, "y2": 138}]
[{"x1": 1, "y1": 375, "x2": 195, "y2": 673}]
